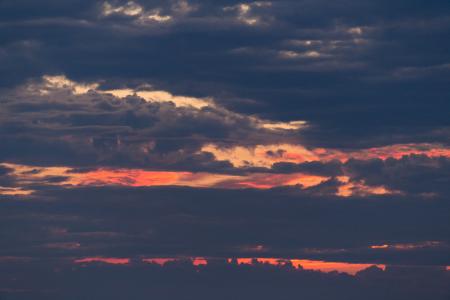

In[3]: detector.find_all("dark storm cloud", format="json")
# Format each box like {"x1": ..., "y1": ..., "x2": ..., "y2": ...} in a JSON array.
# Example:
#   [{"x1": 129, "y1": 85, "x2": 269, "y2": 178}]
[
  {"x1": 344, "y1": 155, "x2": 450, "y2": 196},
  {"x1": 0, "y1": 260, "x2": 449, "y2": 300},
  {"x1": 1, "y1": 0, "x2": 449, "y2": 148},
  {"x1": 271, "y1": 160, "x2": 343, "y2": 177},
  {"x1": 1, "y1": 186, "x2": 449, "y2": 265},
  {"x1": 268, "y1": 155, "x2": 450, "y2": 196}
]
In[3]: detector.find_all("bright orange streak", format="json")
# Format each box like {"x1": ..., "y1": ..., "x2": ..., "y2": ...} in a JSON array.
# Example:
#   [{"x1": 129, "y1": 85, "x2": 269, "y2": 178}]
[
  {"x1": 69, "y1": 168, "x2": 329, "y2": 190},
  {"x1": 74, "y1": 257, "x2": 130, "y2": 265},
  {"x1": 233, "y1": 173, "x2": 329, "y2": 189},
  {"x1": 336, "y1": 177, "x2": 394, "y2": 197},
  {"x1": 370, "y1": 244, "x2": 389, "y2": 249},
  {"x1": 201, "y1": 144, "x2": 320, "y2": 168},
  {"x1": 0, "y1": 187, "x2": 33, "y2": 196},
  {"x1": 5, "y1": 143, "x2": 448, "y2": 198},
  {"x1": 0, "y1": 162, "x2": 390, "y2": 197},
  {"x1": 369, "y1": 241, "x2": 444, "y2": 250},
  {"x1": 192, "y1": 257, "x2": 208, "y2": 266},
  {"x1": 229, "y1": 258, "x2": 385, "y2": 275},
  {"x1": 203, "y1": 143, "x2": 450, "y2": 168},
  {"x1": 73, "y1": 169, "x2": 382, "y2": 196},
  {"x1": 71, "y1": 256, "x2": 394, "y2": 275},
  {"x1": 69, "y1": 169, "x2": 184, "y2": 187},
  {"x1": 142, "y1": 258, "x2": 176, "y2": 265},
  {"x1": 290, "y1": 259, "x2": 385, "y2": 275},
  {"x1": 142, "y1": 257, "x2": 208, "y2": 266},
  {"x1": 233, "y1": 258, "x2": 253, "y2": 265},
  {"x1": 1, "y1": 163, "x2": 331, "y2": 192}
]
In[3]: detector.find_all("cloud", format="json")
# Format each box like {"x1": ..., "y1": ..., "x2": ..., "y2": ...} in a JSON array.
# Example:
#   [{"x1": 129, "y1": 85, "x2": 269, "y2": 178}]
[
  {"x1": 1, "y1": 2, "x2": 450, "y2": 298},
  {"x1": 102, "y1": 1, "x2": 145, "y2": 17},
  {"x1": 0, "y1": 252, "x2": 449, "y2": 300},
  {"x1": 103, "y1": 2, "x2": 172, "y2": 24},
  {"x1": 34, "y1": 75, "x2": 100, "y2": 95},
  {"x1": 202, "y1": 142, "x2": 450, "y2": 168},
  {"x1": 100, "y1": 88, "x2": 212, "y2": 109},
  {"x1": 0, "y1": 75, "x2": 302, "y2": 171},
  {"x1": 343, "y1": 155, "x2": 450, "y2": 196},
  {"x1": 223, "y1": 2, "x2": 273, "y2": 26},
  {"x1": 1, "y1": 0, "x2": 449, "y2": 150},
  {"x1": 1, "y1": 185, "x2": 449, "y2": 266},
  {"x1": 75, "y1": 256, "x2": 385, "y2": 275},
  {"x1": 0, "y1": 162, "x2": 330, "y2": 194},
  {"x1": 1, "y1": 74, "x2": 449, "y2": 199}
]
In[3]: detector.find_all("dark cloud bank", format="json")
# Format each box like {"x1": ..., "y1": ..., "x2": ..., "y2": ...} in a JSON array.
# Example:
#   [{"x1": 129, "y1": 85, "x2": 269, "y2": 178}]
[
  {"x1": 1, "y1": 260, "x2": 449, "y2": 300},
  {"x1": 1, "y1": 186, "x2": 449, "y2": 264},
  {"x1": 1, "y1": 0, "x2": 450, "y2": 148}
]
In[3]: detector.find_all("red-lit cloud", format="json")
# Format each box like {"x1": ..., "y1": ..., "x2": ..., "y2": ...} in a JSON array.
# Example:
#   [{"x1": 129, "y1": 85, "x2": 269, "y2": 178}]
[
  {"x1": 369, "y1": 241, "x2": 445, "y2": 251},
  {"x1": 2, "y1": 141, "x2": 449, "y2": 197},
  {"x1": 74, "y1": 257, "x2": 130, "y2": 265},
  {"x1": 231, "y1": 258, "x2": 386, "y2": 275},
  {"x1": 202, "y1": 143, "x2": 450, "y2": 167},
  {"x1": 1, "y1": 163, "x2": 330, "y2": 192},
  {"x1": 75, "y1": 256, "x2": 385, "y2": 275}
]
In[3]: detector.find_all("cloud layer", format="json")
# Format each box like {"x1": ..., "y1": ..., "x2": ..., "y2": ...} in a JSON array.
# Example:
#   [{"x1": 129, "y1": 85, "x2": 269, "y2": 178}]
[{"x1": 1, "y1": 1, "x2": 450, "y2": 298}]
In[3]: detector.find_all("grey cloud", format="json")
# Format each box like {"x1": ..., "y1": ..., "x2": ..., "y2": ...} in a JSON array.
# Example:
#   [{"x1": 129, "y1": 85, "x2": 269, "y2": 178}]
[
  {"x1": 0, "y1": 78, "x2": 300, "y2": 171},
  {"x1": 1, "y1": 186, "x2": 449, "y2": 265},
  {"x1": 344, "y1": 155, "x2": 450, "y2": 196},
  {"x1": 0, "y1": 259, "x2": 448, "y2": 300}
]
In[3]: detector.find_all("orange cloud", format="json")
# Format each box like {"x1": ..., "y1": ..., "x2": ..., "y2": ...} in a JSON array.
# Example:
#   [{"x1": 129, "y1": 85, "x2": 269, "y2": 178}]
[
  {"x1": 225, "y1": 173, "x2": 329, "y2": 189},
  {"x1": 202, "y1": 143, "x2": 450, "y2": 168},
  {"x1": 68, "y1": 169, "x2": 185, "y2": 187},
  {"x1": 369, "y1": 241, "x2": 444, "y2": 251},
  {"x1": 74, "y1": 257, "x2": 130, "y2": 265},
  {"x1": 192, "y1": 257, "x2": 208, "y2": 266},
  {"x1": 86, "y1": 256, "x2": 385, "y2": 275},
  {"x1": 336, "y1": 176, "x2": 396, "y2": 197},
  {"x1": 70, "y1": 169, "x2": 329, "y2": 190},
  {"x1": 2, "y1": 163, "x2": 330, "y2": 190},
  {"x1": 0, "y1": 187, "x2": 33, "y2": 196},
  {"x1": 142, "y1": 258, "x2": 176, "y2": 265},
  {"x1": 6, "y1": 142, "x2": 449, "y2": 198},
  {"x1": 142, "y1": 257, "x2": 208, "y2": 266},
  {"x1": 370, "y1": 244, "x2": 389, "y2": 249},
  {"x1": 0, "y1": 163, "x2": 391, "y2": 197},
  {"x1": 201, "y1": 144, "x2": 319, "y2": 168},
  {"x1": 228, "y1": 258, "x2": 385, "y2": 275},
  {"x1": 289, "y1": 259, "x2": 385, "y2": 275}
]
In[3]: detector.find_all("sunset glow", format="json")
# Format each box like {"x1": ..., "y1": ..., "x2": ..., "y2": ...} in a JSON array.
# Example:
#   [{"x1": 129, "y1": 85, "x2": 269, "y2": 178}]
[
  {"x1": 202, "y1": 143, "x2": 450, "y2": 168},
  {"x1": 369, "y1": 241, "x2": 445, "y2": 251},
  {"x1": 1, "y1": 163, "x2": 330, "y2": 191},
  {"x1": 74, "y1": 257, "x2": 130, "y2": 265},
  {"x1": 76, "y1": 257, "x2": 386, "y2": 275},
  {"x1": 2, "y1": 1, "x2": 450, "y2": 297},
  {"x1": 0, "y1": 162, "x2": 414, "y2": 197}
]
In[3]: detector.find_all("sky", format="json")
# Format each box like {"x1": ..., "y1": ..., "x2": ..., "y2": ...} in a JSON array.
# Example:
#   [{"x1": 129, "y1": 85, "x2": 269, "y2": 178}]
[{"x1": 0, "y1": 0, "x2": 450, "y2": 299}]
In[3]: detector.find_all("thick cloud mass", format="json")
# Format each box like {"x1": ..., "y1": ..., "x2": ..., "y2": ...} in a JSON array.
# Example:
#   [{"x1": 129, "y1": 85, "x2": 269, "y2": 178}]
[
  {"x1": 1, "y1": 261, "x2": 449, "y2": 300},
  {"x1": 1, "y1": 186, "x2": 449, "y2": 265},
  {"x1": 0, "y1": 77, "x2": 300, "y2": 171},
  {"x1": 1, "y1": 0, "x2": 450, "y2": 147},
  {"x1": 1, "y1": 1, "x2": 450, "y2": 299}
]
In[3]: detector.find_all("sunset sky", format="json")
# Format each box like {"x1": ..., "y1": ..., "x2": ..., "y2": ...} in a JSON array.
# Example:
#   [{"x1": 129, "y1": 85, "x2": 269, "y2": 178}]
[{"x1": 1, "y1": 1, "x2": 450, "y2": 299}]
